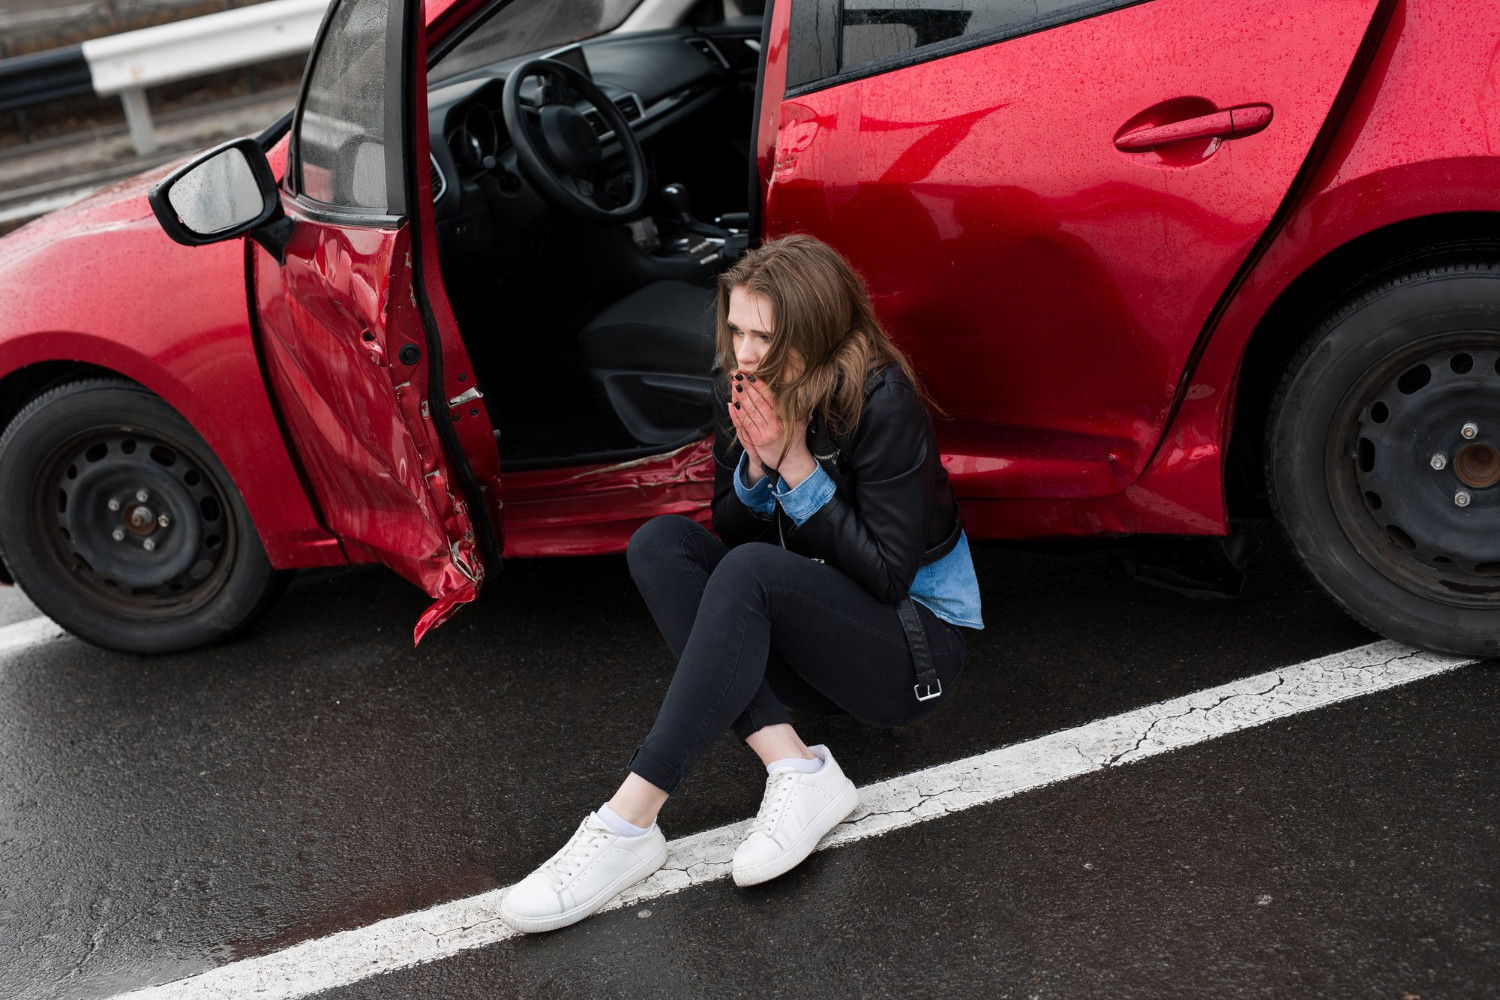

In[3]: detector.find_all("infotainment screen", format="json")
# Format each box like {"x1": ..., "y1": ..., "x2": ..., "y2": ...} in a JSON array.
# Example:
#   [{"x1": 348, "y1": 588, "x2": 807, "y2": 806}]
[{"x1": 543, "y1": 44, "x2": 591, "y2": 79}]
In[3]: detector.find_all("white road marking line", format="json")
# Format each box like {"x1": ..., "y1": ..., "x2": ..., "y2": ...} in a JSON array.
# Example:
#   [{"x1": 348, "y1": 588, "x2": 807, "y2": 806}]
[
  {"x1": 116, "y1": 639, "x2": 1474, "y2": 1000},
  {"x1": 0, "y1": 616, "x2": 66, "y2": 655}
]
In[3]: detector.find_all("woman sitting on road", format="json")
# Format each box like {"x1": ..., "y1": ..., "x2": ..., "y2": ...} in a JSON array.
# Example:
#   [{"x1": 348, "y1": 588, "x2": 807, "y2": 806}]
[{"x1": 499, "y1": 233, "x2": 985, "y2": 933}]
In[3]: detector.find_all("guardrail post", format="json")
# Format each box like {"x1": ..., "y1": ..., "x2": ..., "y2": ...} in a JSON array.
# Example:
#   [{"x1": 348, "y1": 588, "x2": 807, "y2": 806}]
[{"x1": 119, "y1": 85, "x2": 156, "y2": 156}]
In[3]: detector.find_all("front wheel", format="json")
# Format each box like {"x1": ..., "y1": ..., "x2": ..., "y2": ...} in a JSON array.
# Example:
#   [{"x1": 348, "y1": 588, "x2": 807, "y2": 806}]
[
  {"x1": 1267, "y1": 261, "x2": 1500, "y2": 657},
  {"x1": 0, "y1": 378, "x2": 290, "y2": 654}
]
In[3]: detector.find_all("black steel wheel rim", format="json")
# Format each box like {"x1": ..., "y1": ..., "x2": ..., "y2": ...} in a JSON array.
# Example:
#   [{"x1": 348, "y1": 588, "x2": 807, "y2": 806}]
[
  {"x1": 32, "y1": 427, "x2": 238, "y2": 620},
  {"x1": 1328, "y1": 330, "x2": 1500, "y2": 607}
]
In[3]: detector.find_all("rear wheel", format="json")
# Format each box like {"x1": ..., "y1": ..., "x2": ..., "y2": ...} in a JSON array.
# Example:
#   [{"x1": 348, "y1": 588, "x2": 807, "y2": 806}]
[
  {"x1": 0, "y1": 378, "x2": 290, "y2": 653},
  {"x1": 1267, "y1": 261, "x2": 1500, "y2": 656}
]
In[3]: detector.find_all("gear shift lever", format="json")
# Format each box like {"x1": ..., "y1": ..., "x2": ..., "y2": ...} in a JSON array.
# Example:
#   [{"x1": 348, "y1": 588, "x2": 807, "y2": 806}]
[
  {"x1": 657, "y1": 181, "x2": 740, "y2": 259},
  {"x1": 660, "y1": 182, "x2": 695, "y2": 224}
]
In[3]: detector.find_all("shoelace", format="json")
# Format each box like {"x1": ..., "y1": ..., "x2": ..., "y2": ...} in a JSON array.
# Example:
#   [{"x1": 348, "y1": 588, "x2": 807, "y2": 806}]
[
  {"x1": 541, "y1": 819, "x2": 614, "y2": 889},
  {"x1": 747, "y1": 769, "x2": 799, "y2": 838}
]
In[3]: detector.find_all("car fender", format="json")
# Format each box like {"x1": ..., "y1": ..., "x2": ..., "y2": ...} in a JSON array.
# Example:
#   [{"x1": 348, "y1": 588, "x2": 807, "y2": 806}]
[
  {"x1": 1183, "y1": 156, "x2": 1500, "y2": 515},
  {"x1": 0, "y1": 165, "x2": 343, "y2": 570}
]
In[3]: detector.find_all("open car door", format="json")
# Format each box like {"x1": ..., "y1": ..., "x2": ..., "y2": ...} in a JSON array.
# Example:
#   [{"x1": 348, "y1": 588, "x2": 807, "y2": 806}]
[{"x1": 250, "y1": 0, "x2": 503, "y2": 642}]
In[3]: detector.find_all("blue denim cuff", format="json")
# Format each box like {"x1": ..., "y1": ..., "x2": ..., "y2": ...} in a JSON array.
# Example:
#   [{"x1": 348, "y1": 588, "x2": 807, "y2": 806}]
[
  {"x1": 733, "y1": 451, "x2": 776, "y2": 516},
  {"x1": 771, "y1": 461, "x2": 837, "y2": 526}
]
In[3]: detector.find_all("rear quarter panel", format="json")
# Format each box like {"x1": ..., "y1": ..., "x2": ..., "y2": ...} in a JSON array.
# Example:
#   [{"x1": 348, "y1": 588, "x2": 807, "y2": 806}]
[{"x1": 967, "y1": 0, "x2": 1500, "y2": 539}]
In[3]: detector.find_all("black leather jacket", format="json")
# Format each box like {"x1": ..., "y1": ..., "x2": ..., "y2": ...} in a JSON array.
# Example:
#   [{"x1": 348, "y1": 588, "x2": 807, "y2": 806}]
[{"x1": 710, "y1": 361, "x2": 961, "y2": 605}]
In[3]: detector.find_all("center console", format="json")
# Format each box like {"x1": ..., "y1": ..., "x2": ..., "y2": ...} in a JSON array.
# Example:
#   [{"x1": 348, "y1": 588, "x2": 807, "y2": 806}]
[{"x1": 626, "y1": 181, "x2": 750, "y2": 269}]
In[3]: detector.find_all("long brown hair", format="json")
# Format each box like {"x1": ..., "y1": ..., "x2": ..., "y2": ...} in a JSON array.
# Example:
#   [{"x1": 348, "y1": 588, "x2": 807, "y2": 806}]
[{"x1": 715, "y1": 233, "x2": 940, "y2": 469}]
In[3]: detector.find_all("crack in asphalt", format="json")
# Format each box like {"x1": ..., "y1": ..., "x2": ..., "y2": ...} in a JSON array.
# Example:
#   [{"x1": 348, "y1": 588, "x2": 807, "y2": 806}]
[
  {"x1": 1104, "y1": 673, "x2": 1287, "y2": 767},
  {"x1": 848, "y1": 780, "x2": 965, "y2": 827},
  {"x1": 420, "y1": 916, "x2": 503, "y2": 940},
  {"x1": 1360, "y1": 648, "x2": 1427, "y2": 673},
  {"x1": 1096, "y1": 648, "x2": 1435, "y2": 769},
  {"x1": 835, "y1": 653, "x2": 1432, "y2": 830}
]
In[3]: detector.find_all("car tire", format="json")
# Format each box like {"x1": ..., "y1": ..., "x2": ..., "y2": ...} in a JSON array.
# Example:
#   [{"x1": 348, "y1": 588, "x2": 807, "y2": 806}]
[
  {"x1": 0, "y1": 378, "x2": 291, "y2": 654},
  {"x1": 1266, "y1": 260, "x2": 1500, "y2": 657}
]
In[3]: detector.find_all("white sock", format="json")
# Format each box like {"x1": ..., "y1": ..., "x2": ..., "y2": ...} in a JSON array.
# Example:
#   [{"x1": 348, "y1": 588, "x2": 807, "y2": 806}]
[
  {"x1": 766, "y1": 752, "x2": 825, "y2": 775},
  {"x1": 597, "y1": 802, "x2": 653, "y2": 838}
]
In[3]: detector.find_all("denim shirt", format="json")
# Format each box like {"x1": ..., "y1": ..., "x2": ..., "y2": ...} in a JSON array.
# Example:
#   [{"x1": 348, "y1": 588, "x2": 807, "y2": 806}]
[{"x1": 734, "y1": 453, "x2": 984, "y2": 629}]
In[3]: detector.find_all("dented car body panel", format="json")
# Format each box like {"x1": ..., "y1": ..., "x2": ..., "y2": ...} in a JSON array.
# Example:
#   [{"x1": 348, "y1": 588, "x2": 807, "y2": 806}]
[{"x1": 500, "y1": 437, "x2": 715, "y2": 559}]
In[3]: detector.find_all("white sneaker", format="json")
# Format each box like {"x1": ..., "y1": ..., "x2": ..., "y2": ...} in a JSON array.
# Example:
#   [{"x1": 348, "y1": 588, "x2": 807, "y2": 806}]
[
  {"x1": 499, "y1": 812, "x2": 667, "y2": 933},
  {"x1": 732, "y1": 745, "x2": 859, "y2": 887}
]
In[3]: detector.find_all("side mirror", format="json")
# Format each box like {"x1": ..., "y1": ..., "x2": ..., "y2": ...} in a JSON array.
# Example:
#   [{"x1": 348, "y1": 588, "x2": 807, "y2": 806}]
[{"x1": 149, "y1": 138, "x2": 282, "y2": 247}]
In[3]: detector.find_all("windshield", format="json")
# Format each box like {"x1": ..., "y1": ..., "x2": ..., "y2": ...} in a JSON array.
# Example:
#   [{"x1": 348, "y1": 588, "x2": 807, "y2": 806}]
[{"x1": 430, "y1": 0, "x2": 643, "y2": 83}]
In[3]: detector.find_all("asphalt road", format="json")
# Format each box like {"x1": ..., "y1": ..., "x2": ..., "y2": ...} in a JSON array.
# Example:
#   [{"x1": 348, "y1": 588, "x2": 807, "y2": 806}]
[{"x1": 1, "y1": 520, "x2": 1495, "y2": 999}]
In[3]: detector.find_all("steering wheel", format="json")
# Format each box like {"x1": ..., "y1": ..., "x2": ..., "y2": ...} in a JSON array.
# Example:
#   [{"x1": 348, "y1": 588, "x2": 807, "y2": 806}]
[{"x1": 501, "y1": 58, "x2": 648, "y2": 224}]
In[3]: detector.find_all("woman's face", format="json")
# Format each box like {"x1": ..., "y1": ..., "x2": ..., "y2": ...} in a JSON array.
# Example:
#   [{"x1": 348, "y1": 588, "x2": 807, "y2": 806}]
[
  {"x1": 728, "y1": 285, "x2": 805, "y2": 380},
  {"x1": 727, "y1": 284, "x2": 775, "y2": 373}
]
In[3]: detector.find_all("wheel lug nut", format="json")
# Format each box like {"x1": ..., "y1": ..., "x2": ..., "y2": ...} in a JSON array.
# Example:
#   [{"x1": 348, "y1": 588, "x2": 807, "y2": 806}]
[
  {"x1": 135, "y1": 489, "x2": 150, "y2": 502},
  {"x1": 1455, "y1": 490, "x2": 1473, "y2": 507},
  {"x1": 1430, "y1": 453, "x2": 1448, "y2": 470},
  {"x1": 143, "y1": 538, "x2": 156, "y2": 552},
  {"x1": 1461, "y1": 422, "x2": 1479, "y2": 440},
  {"x1": 112, "y1": 527, "x2": 125, "y2": 541},
  {"x1": 157, "y1": 513, "x2": 171, "y2": 528}
]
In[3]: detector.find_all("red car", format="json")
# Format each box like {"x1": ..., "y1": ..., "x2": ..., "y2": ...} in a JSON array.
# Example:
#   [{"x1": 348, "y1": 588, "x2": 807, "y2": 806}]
[{"x1": 0, "y1": 0, "x2": 1495, "y2": 656}]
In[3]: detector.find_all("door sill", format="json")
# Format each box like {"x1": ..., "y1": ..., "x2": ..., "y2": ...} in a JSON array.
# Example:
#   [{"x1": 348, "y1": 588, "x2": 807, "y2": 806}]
[{"x1": 499, "y1": 425, "x2": 712, "y2": 472}]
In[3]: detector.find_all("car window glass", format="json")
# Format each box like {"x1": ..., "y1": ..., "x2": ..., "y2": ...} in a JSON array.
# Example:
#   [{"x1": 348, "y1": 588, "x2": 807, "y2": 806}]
[
  {"x1": 842, "y1": 1, "x2": 1100, "y2": 69},
  {"x1": 298, "y1": 0, "x2": 391, "y2": 210},
  {"x1": 788, "y1": 0, "x2": 1137, "y2": 88},
  {"x1": 430, "y1": 0, "x2": 642, "y2": 84}
]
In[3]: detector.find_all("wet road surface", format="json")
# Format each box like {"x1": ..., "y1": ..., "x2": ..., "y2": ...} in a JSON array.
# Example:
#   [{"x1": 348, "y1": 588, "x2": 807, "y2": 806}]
[
  {"x1": 1, "y1": 520, "x2": 1494, "y2": 999},
  {"x1": 323, "y1": 668, "x2": 1498, "y2": 1000}
]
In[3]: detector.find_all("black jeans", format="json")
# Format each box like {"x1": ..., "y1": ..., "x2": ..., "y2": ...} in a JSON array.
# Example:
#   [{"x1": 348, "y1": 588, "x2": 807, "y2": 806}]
[{"x1": 625, "y1": 514, "x2": 966, "y2": 794}]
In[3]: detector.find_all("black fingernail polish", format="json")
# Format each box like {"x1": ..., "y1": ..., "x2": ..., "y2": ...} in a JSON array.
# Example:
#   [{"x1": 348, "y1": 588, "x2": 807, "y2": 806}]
[
  {"x1": 735, "y1": 384, "x2": 742, "y2": 392},
  {"x1": 747, "y1": 374, "x2": 757, "y2": 382},
  {"x1": 734, "y1": 401, "x2": 741, "y2": 409},
  {"x1": 734, "y1": 373, "x2": 743, "y2": 381}
]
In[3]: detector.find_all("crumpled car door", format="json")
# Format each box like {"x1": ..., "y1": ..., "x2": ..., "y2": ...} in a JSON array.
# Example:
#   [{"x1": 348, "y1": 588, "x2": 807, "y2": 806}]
[{"x1": 252, "y1": 0, "x2": 503, "y2": 643}]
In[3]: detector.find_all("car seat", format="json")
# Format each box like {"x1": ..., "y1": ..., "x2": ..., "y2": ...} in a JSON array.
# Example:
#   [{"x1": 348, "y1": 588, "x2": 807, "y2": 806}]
[{"x1": 577, "y1": 280, "x2": 719, "y2": 447}]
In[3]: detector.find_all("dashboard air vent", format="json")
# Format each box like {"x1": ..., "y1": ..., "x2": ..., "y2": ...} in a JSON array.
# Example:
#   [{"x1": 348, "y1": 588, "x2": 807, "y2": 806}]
[
  {"x1": 686, "y1": 36, "x2": 730, "y2": 69},
  {"x1": 581, "y1": 94, "x2": 645, "y2": 138},
  {"x1": 614, "y1": 94, "x2": 644, "y2": 122}
]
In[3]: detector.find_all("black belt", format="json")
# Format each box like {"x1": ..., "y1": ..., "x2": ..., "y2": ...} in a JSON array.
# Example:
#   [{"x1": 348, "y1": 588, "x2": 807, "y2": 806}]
[
  {"x1": 898, "y1": 497, "x2": 962, "y2": 703},
  {"x1": 896, "y1": 596, "x2": 942, "y2": 702}
]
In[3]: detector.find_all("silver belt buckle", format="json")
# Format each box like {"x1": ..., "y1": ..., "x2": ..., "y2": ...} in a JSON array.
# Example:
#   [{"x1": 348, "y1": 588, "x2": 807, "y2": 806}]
[{"x1": 913, "y1": 679, "x2": 942, "y2": 702}]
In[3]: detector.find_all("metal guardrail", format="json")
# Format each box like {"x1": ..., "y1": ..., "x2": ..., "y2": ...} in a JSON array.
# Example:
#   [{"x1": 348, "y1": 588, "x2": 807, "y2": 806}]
[
  {"x1": 0, "y1": 0, "x2": 328, "y2": 156},
  {"x1": 0, "y1": 46, "x2": 97, "y2": 113}
]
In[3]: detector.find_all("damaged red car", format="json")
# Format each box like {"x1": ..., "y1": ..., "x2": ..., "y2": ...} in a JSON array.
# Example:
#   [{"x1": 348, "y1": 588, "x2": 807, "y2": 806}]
[{"x1": 0, "y1": 0, "x2": 1496, "y2": 656}]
